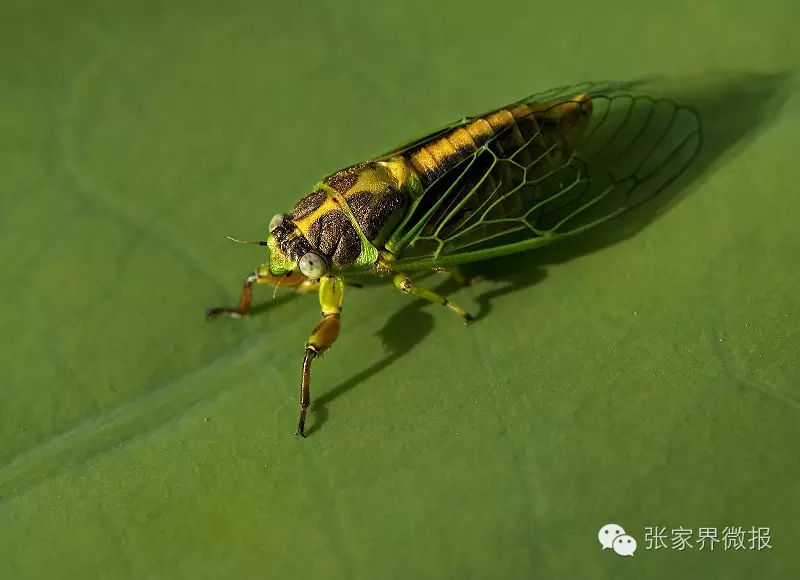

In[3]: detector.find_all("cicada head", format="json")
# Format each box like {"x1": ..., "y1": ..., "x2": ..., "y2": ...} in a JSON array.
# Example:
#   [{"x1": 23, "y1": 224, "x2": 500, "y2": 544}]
[{"x1": 264, "y1": 212, "x2": 332, "y2": 282}]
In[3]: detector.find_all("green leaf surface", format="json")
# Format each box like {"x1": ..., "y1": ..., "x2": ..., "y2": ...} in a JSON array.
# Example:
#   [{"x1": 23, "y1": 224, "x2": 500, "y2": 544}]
[{"x1": 2, "y1": 1, "x2": 799, "y2": 578}]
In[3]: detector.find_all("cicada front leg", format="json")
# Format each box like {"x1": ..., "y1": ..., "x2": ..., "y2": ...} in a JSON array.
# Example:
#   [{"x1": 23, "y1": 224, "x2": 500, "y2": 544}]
[
  {"x1": 297, "y1": 275, "x2": 344, "y2": 436},
  {"x1": 205, "y1": 267, "x2": 316, "y2": 319},
  {"x1": 204, "y1": 270, "x2": 262, "y2": 319},
  {"x1": 392, "y1": 273, "x2": 474, "y2": 324}
]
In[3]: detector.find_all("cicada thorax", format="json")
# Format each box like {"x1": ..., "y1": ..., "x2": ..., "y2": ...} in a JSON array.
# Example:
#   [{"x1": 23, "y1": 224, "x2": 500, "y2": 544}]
[
  {"x1": 283, "y1": 162, "x2": 411, "y2": 269},
  {"x1": 403, "y1": 93, "x2": 593, "y2": 250}
]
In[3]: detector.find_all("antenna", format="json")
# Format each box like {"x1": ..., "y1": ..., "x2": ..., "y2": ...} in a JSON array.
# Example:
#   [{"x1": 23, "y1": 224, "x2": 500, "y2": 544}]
[{"x1": 226, "y1": 236, "x2": 268, "y2": 247}]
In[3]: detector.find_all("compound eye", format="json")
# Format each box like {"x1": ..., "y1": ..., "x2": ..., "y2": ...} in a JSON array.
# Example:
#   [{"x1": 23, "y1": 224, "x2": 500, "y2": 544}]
[
  {"x1": 269, "y1": 213, "x2": 286, "y2": 233},
  {"x1": 298, "y1": 252, "x2": 328, "y2": 279}
]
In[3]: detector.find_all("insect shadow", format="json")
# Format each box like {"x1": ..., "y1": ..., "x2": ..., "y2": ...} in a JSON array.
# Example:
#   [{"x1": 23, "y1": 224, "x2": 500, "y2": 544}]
[{"x1": 305, "y1": 71, "x2": 793, "y2": 435}]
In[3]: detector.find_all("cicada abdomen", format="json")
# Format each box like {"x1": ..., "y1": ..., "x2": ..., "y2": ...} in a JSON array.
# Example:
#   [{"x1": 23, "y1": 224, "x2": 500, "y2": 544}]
[
  {"x1": 389, "y1": 93, "x2": 593, "y2": 256},
  {"x1": 385, "y1": 86, "x2": 701, "y2": 267}
]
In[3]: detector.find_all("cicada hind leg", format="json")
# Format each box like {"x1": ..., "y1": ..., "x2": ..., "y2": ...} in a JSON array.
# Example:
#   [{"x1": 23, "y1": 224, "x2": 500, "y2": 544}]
[
  {"x1": 392, "y1": 272, "x2": 474, "y2": 324},
  {"x1": 434, "y1": 266, "x2": 486, "y2": 288}
]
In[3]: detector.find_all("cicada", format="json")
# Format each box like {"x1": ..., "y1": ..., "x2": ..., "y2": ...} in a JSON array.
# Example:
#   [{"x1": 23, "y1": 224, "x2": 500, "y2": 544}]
[{"x1": 206, "y1": 81, "x2": 702, "y2": 436}]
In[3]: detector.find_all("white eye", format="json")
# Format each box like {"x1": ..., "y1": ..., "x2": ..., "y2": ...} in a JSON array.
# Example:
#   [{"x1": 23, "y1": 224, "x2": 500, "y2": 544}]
[
  {"x1": 269, "y1": 213, "x2": 286, "y2": 233},
  {"x1": 299, "y1": 252, "x2": 327, "y2": 278}
]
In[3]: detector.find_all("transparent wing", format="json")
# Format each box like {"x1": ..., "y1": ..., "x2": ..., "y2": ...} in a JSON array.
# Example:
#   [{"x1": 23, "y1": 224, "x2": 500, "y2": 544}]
[{"x1": 389, "y1": 84, "x2": 702, "y2": 270}]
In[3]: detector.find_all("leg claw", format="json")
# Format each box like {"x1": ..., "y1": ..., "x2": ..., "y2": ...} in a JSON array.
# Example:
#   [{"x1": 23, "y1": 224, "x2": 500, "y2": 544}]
[{"x1": 205, "y1": 307, "x2": 243, "y2": 320}]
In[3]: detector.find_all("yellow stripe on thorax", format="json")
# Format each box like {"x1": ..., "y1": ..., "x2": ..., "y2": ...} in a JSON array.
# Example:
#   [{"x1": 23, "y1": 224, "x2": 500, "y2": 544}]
[{"x1": 291, "y1": 194, "x2": 341, "y2": 240}]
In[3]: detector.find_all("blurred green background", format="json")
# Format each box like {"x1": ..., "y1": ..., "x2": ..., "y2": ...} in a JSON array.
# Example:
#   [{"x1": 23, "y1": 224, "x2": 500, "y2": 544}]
[{"x1": 1, "y1": 0, "x2": 799, "y2": 578}]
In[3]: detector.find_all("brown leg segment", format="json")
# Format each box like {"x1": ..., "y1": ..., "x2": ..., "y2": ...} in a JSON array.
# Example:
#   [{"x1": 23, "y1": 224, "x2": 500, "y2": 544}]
[
  {"x1": 205, "y1": 272, "x2": 259, "y2": 319},
  {"x1": 206, "y1": 267, "x2": 313, "y2": 319},
  {"x1": 298, "y1": 349, "x2": 316, "y2": 436}
]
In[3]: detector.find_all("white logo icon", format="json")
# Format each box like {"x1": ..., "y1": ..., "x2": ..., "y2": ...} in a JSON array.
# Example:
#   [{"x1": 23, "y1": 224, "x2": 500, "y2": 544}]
[
  {"x1": 599, "y1": 523, "x2": 637, "y2": 556},
  {"x1": 598, "y1": 523, "x2": 625, "y2": 550},
  {"x1": 613, "y1": 534, "x2": 637, "y2": 557}
]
